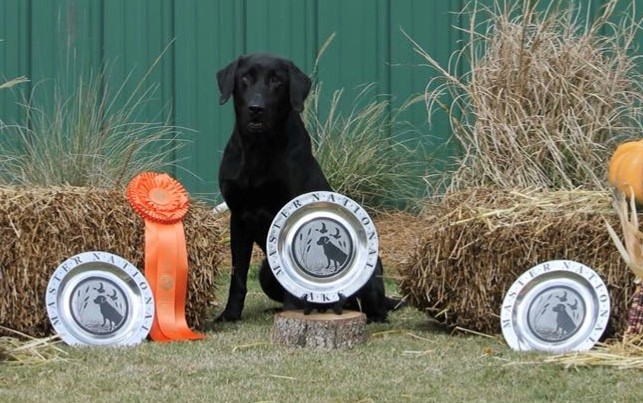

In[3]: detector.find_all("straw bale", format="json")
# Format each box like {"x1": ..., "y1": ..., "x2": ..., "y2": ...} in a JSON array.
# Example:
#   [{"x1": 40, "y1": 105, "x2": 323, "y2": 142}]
[
  {"x1": 398, "y1": 187, "x2": 638, "y2": 337},
  {"x1": 374, "y1": 211, "x2": 425, "y2": 275},
  {"x1": 0, "y1": 186, "x2": 227, "y2": 337}
]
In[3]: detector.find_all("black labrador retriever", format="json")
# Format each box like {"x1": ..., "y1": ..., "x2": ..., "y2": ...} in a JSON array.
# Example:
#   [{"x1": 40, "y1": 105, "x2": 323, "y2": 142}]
[{"x1": 215, "y1": 53, "x2": 394, "y2": 322}]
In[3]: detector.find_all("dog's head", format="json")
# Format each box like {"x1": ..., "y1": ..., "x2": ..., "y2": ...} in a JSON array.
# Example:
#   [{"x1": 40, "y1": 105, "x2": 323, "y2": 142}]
[
  {"x1": 552, "y1": 304, "x2": 565, "y2": 313},
  {"x1": 217, "y1": 53, "x2": 311, "y2": 134},
  {"x1": 94, "y1": 295, "x2": 107, "y2": 304}
]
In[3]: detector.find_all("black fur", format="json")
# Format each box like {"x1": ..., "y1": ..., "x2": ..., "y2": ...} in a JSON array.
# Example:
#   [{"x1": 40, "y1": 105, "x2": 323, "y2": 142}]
[{"x1": 215, "y1": 53, "x2": 395, "y2": 322}]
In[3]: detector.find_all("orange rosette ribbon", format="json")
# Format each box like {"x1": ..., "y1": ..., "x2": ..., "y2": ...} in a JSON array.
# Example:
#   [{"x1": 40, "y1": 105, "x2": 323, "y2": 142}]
[{"x1": 127, "y1": 172, "x2": 205, "y2": 342}]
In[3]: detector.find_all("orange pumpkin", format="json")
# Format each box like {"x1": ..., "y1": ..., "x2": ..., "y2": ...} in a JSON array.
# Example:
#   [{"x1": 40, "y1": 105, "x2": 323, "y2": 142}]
[{"x1": 608, "y1": 140, "x2": 643, "y2": 203}]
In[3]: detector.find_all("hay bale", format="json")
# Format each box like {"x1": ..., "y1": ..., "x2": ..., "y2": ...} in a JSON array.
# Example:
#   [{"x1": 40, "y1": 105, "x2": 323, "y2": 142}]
[
  {"x1": 0, "y1": 186, "x2": 227, "y2": 337},
  {"x1": 398, "y1": 188, "x2": 638, "y2": 337},
  {"x1": 374, "y1": 211, "x2": 425, "y2": 275}
]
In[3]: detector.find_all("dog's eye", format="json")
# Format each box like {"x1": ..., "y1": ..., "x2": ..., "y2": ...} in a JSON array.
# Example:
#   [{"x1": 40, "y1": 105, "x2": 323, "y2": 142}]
[
  {"x1": 241, "y1": 74, "x2": 251, "y2": 87},
  {"x1": 268, "y1": 75, "x2": 282, "y2": 86}
]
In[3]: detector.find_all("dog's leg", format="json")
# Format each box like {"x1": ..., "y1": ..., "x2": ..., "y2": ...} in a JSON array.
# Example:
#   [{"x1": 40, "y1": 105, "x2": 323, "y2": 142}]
[
  {"x1": 357, "y1": 259, "x2": 389, "y2": 323},
  {"x1": 300, "y1": 294, "x2": 313, "y2": 315},
  {"x1": 279, "y1": 291, "x2": 302, "y2": 312},
  {"x1": 217, "y1": 215, "x2": 254, "y2": 321},
  {"x1": 332, "y1": 293, "x2": 347, "y2": 315},
  {"x1": 258, "y1": 260, "x2": 287, "y2": 303}
]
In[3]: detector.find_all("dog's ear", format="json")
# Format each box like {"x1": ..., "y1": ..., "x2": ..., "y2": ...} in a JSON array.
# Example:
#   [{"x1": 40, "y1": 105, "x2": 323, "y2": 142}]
[
  {"x1": 288, "y1": 62, "x2": 312, "y2": 113},
  {"x1": 216, "y1": 57, "x2": 241, "y2": 105}
]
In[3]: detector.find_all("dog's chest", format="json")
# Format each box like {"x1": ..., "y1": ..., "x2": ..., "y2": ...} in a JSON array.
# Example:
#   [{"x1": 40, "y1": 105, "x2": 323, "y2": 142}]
[
  {"x1": 226, "y1": 173, "x2": 291, "y2": 209},
  {"x1": 219, "y1": 133, "x2": 320, "y2": 231},
  {"x1": 223, "y1": 178, "x2": 292, "y2": 238}
]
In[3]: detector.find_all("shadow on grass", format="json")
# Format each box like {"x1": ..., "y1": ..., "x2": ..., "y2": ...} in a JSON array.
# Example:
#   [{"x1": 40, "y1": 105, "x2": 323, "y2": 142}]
[{"x1": 207, "y1": 263, "x2": 449, "y2": 339}]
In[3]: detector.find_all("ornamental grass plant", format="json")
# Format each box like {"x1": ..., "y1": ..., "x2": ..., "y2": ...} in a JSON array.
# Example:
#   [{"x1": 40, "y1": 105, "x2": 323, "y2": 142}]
[
  {"x1": 0, "y1": 76, "x2": 28, "y2": 91},
  {"x1": 303, "y1": 34, "x2": 427, "y2": 211},
  {"x1": 410, "y1": 0, "x2": 642, "y2": 191},
  {"x1": 0, "y1": 60, "x2": 186, "y2": 188},
  {"x1": 304, "y1": 84, "x2": 425, "y2": 211}
]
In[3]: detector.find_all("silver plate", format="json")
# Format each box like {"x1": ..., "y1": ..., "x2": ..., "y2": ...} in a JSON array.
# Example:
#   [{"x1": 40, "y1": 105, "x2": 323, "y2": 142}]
[
  {"x1": 501, "y1": 260, "x2": 610, "y2": 353},
  {"x1": 266, "y1": 191, "x2": 379, "y2": 303},
  {"x1": 45, "y1": 251, "x2": 155, "y2": 346}
]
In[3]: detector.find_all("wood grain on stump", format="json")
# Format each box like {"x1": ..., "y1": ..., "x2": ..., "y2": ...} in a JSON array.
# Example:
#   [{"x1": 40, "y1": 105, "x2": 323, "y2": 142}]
[{"x1": 272, "y1": 310, "x2": 367, "y2": 349}]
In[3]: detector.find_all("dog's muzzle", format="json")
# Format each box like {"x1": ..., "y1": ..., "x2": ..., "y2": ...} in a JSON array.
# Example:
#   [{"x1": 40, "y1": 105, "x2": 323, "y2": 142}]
[{"x1": 247, "y1": 122, "x2": 265, "y2": 132}]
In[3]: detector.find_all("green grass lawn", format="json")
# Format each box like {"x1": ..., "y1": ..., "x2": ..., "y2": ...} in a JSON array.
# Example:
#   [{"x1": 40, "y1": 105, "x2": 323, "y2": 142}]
[{"x1": 2, "y1": 269, "x2": 642, "y2": 403}]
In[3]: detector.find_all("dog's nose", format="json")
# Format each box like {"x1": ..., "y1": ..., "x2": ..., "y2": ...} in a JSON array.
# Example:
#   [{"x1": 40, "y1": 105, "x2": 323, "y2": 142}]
[{"x1": 249, "y1": 104, "x2": 264, "y2": 115}]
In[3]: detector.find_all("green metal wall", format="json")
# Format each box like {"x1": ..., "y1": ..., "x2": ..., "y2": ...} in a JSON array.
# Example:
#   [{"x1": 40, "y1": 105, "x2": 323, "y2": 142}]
[{"x1": 0, "y1": 0, "x2": 640, "y2": 202}]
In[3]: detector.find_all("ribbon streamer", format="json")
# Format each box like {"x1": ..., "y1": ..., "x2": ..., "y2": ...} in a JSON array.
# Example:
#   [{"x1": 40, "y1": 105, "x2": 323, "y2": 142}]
[{"x1": 127, "y1": 172, "x2": 205, "y2": 341}]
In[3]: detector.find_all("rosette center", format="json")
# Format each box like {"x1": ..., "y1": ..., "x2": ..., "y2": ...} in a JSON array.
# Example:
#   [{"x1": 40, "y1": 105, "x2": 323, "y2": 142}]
[{"x1": 150, "y1": 188, "x2": 171, "y2": 206}]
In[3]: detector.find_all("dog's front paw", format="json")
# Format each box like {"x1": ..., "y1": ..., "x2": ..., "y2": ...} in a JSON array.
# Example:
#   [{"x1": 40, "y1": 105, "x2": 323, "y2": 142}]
[
  {"x1": 365, "y1": 312, "x2": 388, "y2": 324},
  {"x1": 214, "y1": 309, "x2": 242, "y2": 322}
]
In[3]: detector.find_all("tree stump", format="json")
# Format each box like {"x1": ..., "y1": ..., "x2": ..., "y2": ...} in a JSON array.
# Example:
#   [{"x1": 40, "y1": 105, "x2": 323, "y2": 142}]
[{"x1": 272, "y1": 310, "x2": 367, "y2": 349}]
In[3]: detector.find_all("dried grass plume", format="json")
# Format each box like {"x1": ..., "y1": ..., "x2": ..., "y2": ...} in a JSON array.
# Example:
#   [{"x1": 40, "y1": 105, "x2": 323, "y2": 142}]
[{"x1": 410, "y1": 0, "x2": 642, "y2": 191}]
